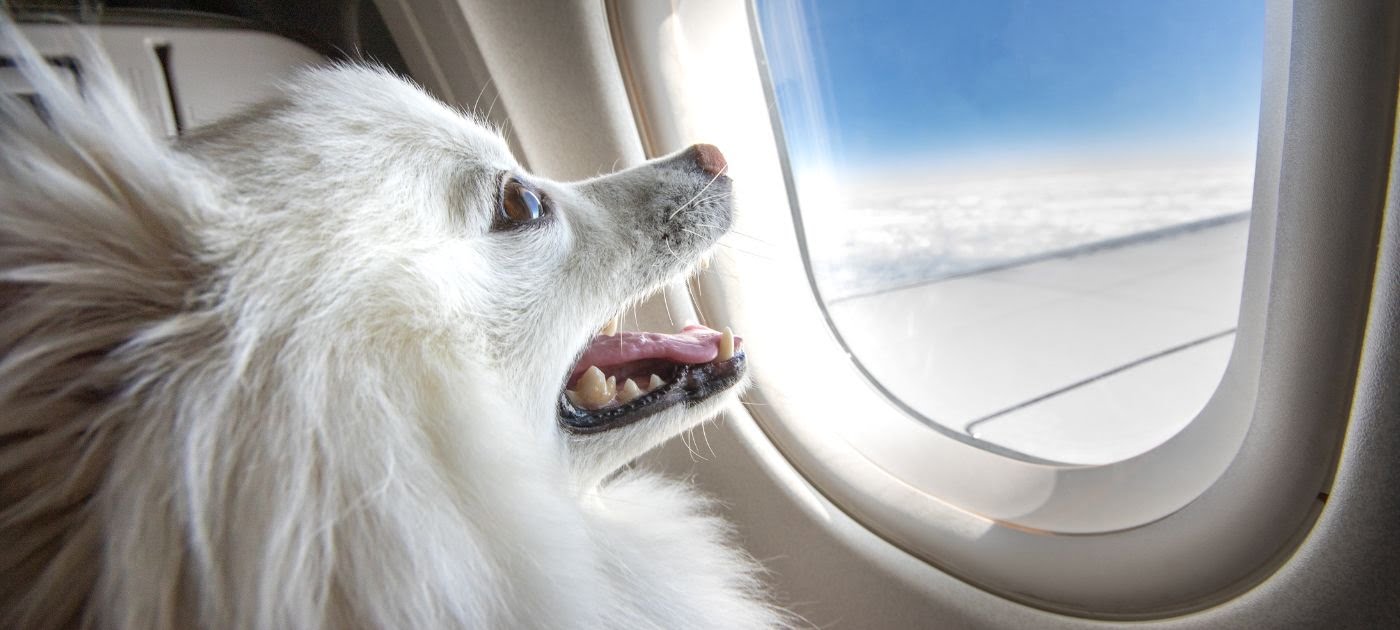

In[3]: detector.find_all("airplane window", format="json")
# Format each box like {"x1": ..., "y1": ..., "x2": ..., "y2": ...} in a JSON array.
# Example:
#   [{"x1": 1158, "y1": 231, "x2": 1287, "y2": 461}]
[{"x1": 756, "y1": 0, "x2": 1266, "y2": 464}]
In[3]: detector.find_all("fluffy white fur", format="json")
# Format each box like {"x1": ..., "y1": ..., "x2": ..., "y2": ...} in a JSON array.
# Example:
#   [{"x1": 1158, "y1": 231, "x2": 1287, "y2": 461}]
[{"x1": 0, "y1": 22, "x2": 785, "y2": 629}]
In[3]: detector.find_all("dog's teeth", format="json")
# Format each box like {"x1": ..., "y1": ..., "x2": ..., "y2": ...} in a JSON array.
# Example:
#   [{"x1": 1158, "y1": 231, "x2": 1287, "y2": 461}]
[
  {"x1": 606, "y1": 376, "x2": 616, "y2": 397},
  {"x1": 578, "y1": 366, "x2": 613, "y2": 408},
  {"x1": 718, "y1": 327, "x2": 735, "y2": 361},
  {"x1": 648, "y1": 374, "x2": 665, "y2": 392},
  {"x1": 600, "y1": 318, "x2": 618, "y2": 336},
  {"x1": 618, "y1": 378, "x2": 643, "y2": 403},
  {"x1": 565, "y1": 390, "x2": 582, "y2": 407}
]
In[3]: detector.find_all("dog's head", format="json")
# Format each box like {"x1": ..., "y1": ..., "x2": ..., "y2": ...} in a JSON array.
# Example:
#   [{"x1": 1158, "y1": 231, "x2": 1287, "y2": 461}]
[{"x1": 183, "y1": 66, "x2": 746, "y2": 484}]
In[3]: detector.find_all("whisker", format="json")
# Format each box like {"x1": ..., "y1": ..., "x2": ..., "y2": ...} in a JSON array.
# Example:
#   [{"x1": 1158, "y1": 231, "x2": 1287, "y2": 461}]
[
  {"x1": 690, "y1": 223, "x2": 774, "y2": 248},
  {"x1": 681, "y1": 429, "x2": 707, "y2": 462},
  {"x1": 484, "y1": 90, "x2": 501, "y2": 121},
  {"x1": 669, "y1": 166, "x2": 729, "y2": 220},
  {"x1": 696, "y1": 268, "x2": 746, "y2": 281},
  {"x1": 721, "y1": 230, "x2": 773, "y2": 245},
  {"x1": 714, "y1": 242, "x2": 780, "y2": 261},
  {"x1": 660, "y1": 284, "x2": 675, "y2": 328},
  {"x1": 699, "y1": 422, "x2": 716, "y2": 459},
  {"x1": 471, "y1": 79, "x2": 494, "y2": 118},
  {"x1": 692, "y1": 192, "x2": 733, "y2": 205}
]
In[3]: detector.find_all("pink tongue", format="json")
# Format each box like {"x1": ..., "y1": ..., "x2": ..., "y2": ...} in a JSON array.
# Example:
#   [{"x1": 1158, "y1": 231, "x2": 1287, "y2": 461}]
[{"x1": 569, "y1": 325, "x2": 739, "y2": 383}]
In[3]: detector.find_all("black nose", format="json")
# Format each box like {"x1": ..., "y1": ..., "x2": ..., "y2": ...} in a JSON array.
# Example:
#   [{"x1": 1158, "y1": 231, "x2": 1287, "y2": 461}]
[{"x1": 688, "y1": 143, "x2": 728, "y2": 178}]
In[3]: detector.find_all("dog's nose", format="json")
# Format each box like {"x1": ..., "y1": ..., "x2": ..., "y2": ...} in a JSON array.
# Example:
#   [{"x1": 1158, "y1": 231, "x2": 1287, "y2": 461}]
[{"x1": 688, "y1": 143, "x2": 727, "y2": 178}]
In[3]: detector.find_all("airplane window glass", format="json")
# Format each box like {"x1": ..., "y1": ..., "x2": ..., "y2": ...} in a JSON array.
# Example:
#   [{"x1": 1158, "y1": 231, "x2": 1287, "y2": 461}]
[{"x1": 756, "y1": 0, "x2": 1265, "y2": 464}]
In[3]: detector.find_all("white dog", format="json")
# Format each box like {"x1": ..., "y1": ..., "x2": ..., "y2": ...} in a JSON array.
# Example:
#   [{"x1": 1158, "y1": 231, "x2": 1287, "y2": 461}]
[{"x1": 0, "y1": 22, "x2": 786, "y2": 629}]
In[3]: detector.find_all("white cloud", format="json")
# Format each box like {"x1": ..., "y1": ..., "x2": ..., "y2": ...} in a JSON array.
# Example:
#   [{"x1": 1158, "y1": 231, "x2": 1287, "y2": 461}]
[{"x1": 806, "y1": 162, "x2": 1255, "y2": 301}]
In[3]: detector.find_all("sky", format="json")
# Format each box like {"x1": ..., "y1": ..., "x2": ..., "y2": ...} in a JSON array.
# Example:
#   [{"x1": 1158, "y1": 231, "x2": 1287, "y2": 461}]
[{"x1": 758, "y1": 0, "x2": 1266, "y2": 177}]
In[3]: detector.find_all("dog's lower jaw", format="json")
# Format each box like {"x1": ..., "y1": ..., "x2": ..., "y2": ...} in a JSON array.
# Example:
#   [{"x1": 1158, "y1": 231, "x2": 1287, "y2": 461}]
[{"x1": 566, "y1": 375, "x2": 750, "y2": 489}]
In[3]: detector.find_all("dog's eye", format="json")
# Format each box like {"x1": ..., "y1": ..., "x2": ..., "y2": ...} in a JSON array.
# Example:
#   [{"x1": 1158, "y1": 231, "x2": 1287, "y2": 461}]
[{"x1": 500, "y1": 178, "x2": 546, "y2": 226}]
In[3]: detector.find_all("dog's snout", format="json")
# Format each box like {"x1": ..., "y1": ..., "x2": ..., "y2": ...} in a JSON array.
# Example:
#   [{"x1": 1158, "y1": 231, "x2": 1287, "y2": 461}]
[{"x1": 688, "y1": 144, "x2": 727, "y2": 178}]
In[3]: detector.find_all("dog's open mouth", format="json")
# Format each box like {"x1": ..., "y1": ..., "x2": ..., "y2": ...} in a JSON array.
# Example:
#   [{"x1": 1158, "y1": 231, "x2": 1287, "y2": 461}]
[{"x1": 558, "y1": 324, "x2": 746, "y2": 434}]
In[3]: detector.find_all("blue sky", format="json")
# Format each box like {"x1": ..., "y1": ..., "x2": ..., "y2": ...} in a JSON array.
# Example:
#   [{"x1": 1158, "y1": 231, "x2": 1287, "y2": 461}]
[{"x1": 760, "y1": 0, "x2": 1266, "y2": 174}]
